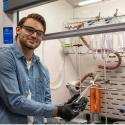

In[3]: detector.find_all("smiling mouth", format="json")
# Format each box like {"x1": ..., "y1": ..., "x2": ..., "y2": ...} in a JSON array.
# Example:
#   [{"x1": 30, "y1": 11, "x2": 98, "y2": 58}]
[{"x1": 28, "y1": 39, "x2": 36, "y2": 43}]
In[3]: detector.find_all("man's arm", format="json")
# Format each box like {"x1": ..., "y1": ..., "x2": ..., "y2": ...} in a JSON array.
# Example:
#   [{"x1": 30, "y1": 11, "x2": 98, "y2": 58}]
[{"x1": 0, "y1": 53, "x2": 57, "y2": 117}]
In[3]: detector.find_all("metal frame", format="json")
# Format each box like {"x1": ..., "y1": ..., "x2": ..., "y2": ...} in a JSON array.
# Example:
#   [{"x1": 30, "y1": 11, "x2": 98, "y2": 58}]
[
  {"x1": 4, "y1": 0, "x2": 57, "y2": 13},
  {"x1": 44, "y1": 22, "x2": 125, "y2": 40}
]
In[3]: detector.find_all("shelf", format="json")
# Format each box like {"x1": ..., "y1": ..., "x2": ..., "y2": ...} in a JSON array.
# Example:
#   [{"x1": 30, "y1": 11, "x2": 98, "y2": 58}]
[{"x1": 44, "y1": 22, "x2": 125, "y2": 40}]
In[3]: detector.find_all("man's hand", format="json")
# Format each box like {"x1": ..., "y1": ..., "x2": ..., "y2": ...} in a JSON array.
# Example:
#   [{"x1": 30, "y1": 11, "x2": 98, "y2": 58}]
[
  {"x1": 57, "y1": 93, "x2": 88, "y2": 121},
  {"x1": 66, "y1": 93, "x2": 80, "y2": 104},
  {"x1": 66, "y1": 93, "x2": 88, "y2": 111},
  {"x1": 57, "y1": 102, "x2": 80, "y2": 121}
]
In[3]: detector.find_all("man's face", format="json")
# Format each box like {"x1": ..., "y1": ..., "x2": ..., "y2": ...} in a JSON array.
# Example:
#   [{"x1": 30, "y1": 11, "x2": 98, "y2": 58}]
[{"x1": 16, "y1": 18, "x2": 44, "y2": 50}]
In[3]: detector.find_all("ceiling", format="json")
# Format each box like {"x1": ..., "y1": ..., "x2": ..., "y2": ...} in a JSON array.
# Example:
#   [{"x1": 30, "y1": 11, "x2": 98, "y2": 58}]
[
  {"x1": 66, "y1": 0, "x2": 82, "y2": 7},
  {"x1": 66, "y1": 0, "x2": 108, "y2": 7}
]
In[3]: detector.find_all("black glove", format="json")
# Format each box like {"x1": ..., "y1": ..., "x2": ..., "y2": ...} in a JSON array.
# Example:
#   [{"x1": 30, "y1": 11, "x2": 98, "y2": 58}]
[
  {"x1": 66, "y1": 93, "x2": 88, "y2": 111},
  {"x1": 66, "y1": 93, "x2": 80, "y2": 104},
  {"x1": 57, "y1": 102, "x2": 80, "y2": 121},
  {"x1": 78, "y1": 97, "x2": 88, "y2": 111}
]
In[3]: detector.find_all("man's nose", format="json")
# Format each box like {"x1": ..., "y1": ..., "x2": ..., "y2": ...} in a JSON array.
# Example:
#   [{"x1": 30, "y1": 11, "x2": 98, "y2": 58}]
[{"x1": 31, "y1": 32, "x2": 37, "y2": 37}]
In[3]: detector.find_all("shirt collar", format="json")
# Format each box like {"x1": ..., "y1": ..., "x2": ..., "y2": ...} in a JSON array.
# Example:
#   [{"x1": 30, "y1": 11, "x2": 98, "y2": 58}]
[{"x1": 12, "y1": 43, "x2": 40, "y2": 63}]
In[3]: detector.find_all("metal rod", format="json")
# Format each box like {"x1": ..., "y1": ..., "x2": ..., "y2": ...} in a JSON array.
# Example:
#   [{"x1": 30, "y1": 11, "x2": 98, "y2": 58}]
[
  {"x1": 67, "y1": 14, "x2": 125, "y2": 23},
  {"x1": 44, "y1": 22, "x2": 125, "y2": 40},
  {"x1": 66, "y1": 84, "x2": 125, "y2": 92},
  {"x1": 76, "y1": 85, "x2": 92, "y2": 103}
]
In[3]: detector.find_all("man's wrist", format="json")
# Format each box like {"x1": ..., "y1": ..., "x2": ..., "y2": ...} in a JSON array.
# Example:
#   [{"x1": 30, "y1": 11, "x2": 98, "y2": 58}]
[{"x1": 52, "y1": 107, "x2": 58, "y2": 116}]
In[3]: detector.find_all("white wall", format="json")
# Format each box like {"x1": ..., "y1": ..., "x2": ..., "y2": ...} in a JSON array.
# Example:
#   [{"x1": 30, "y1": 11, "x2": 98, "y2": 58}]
[
  {"x1": 74, "y1": 0, "x2": 125, "y2": 18},
  {"x1": 19, "y1": 0, "x2": 73, "y2": 33}
]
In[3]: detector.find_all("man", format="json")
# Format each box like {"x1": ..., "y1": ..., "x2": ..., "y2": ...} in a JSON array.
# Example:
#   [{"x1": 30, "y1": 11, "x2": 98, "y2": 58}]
[{"x1": 0, "y1": 13, "x2": 87, "y2": 124}]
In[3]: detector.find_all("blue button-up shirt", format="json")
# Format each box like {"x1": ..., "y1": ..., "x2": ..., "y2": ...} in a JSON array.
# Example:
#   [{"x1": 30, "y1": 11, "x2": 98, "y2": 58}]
[{"x1": 0, "y1": 44, "x2": 57, "y2": 124}]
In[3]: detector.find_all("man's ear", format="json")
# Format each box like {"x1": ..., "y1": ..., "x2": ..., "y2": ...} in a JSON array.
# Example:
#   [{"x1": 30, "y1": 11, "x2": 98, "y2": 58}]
[{"x1": 16, "y1": 26, "x2": 21, "y2": 35}]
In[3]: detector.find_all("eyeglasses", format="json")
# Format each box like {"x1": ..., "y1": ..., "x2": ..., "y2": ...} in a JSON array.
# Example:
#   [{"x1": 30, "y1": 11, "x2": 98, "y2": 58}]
[{"x1": 20, "y1": 25, "x2": 45, "y2": 37}]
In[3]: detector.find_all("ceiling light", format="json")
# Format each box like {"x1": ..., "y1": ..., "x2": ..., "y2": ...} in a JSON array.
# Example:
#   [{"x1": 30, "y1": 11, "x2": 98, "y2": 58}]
[{"x1": 78, "y1": 0, "x2": 103, "y2": 6}]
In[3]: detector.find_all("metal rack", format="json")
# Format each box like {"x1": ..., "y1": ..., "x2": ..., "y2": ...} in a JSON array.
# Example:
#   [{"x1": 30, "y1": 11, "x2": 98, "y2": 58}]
[{"x1": 44, "y1": 22, "x2": 125, "y2": 40}]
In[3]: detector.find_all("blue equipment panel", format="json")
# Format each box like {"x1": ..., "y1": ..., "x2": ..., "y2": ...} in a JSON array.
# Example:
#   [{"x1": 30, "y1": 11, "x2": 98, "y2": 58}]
[{"x1": 3, "y1": 27, "x2": 13, "y2": 44}]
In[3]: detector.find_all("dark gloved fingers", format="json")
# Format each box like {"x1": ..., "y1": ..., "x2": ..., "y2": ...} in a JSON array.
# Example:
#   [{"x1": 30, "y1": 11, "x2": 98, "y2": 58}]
[
  {"x1": 78, "y1": 97, "x2": 88, "y2": 111},
  {"x1": 65, "y1": 93, "x2": 80, "y2": 104},
  {"x1": 57, "y1": 102, "x2": 80, "y2": 121}
]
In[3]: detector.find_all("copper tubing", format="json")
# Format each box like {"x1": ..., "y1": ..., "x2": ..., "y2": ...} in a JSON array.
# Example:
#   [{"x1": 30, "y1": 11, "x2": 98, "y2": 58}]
[
  {"x1": 76, "y1": 23, "x2": 122, "y2": 70},
  {"x1": 75, "y1": 72, "x2": 102, "y2": 88},
  {"x1": 75, "y1": 72, "x2": 101, "y2": 113},
  {"x1": 80, "y1": 36, "x2": 93, "y2": 50},
  {"x1": 90, "y1": 85, "x2": 101, "y2": 113},
  {"x1": 96, "y1": 49, "x2": 122, "y2": 70},
  {"x1": 76, "y1": 73, "x2": 93, "y2": 85},
  {"x1": 75, "y1": 73, "x2": 94, "y2": 90}
]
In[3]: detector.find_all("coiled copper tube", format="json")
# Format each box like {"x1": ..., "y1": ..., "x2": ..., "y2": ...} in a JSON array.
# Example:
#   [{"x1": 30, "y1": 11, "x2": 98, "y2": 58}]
[
  {"x1": 90, "y1": 85, "x2": 101, "y2": 113},
  {"x1": 76, "y1": 23, "x2": 122, "y2": 70}
]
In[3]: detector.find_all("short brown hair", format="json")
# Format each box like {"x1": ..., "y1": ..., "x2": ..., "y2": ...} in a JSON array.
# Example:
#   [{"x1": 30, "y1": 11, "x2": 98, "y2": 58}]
[{"x1": 16, "y1": 13, "x2": 46, "y2": 39}]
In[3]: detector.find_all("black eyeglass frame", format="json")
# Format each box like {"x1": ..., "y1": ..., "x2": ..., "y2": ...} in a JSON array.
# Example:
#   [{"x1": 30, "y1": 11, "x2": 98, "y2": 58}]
[{"x1": 20, "y1": 25, "x2": 45, "y2": 37}]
